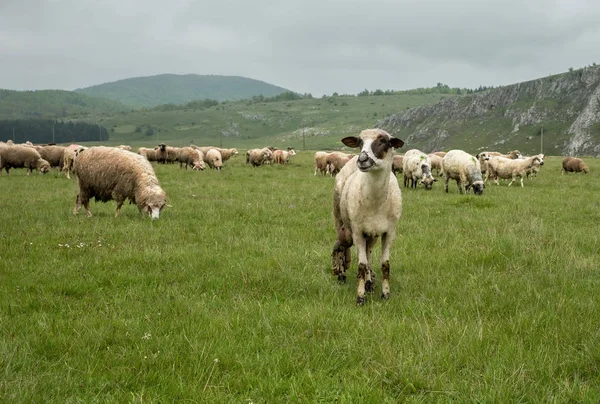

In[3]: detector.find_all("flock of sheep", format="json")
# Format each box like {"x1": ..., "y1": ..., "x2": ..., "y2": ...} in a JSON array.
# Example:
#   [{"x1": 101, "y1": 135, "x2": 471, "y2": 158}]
[{"x1": 0, "y1": 132, "x2": 591, "y2": 305}]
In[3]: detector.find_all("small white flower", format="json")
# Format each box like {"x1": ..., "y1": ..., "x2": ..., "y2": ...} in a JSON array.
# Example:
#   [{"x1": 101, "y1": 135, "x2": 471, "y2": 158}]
[{"x1": 142, "y1": 332, "x2": 151, "y2": 340}]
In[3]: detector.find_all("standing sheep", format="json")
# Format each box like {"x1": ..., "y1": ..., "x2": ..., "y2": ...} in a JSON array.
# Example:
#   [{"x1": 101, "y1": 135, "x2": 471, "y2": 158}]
[
  {"x1": 428, "y1": 153, "x2": 443, "y2": 176},
  {"x1": 73, "y1": 147, "x2": 167, "y2": 219},
  {"x1": 392, "y1": 154, "x2": 403, "y2": 176},
  {"x1": 36, "y1": 145, "x2": 67, "y2": 173},
  {"x1": 314, "y1": 151, "x2": 330, "y2": 176},
  {"x1": 561, "y1": 157, "x2": 589, "y2": 174},
  {"x1": 273, "y1": 148, "x2": 297, "y2": 165},
  {"x1": 0, "y1": 145, "x2": 51, "y2": 175},
  {"x1": 62, "y1": 144, "x2": 86, "y2": 179},
  {"x1": 332, "y1": 128, "x2": 404, "y2": 305},
  {"x1": 486, "y1": 155, "x2": 544, "y2": 187},
  {"x1": 326, "y1": 152, "x2": 354, "y2": 176},
  {"x1": 205, "y1": 149, "x2": 223, "y2": 171},
  {"x1": 402, "y1": 149, "x2": 437, "y2": 189},
  {"x1": 441, "y1": 150, "x2": 485, "y2": 195}
]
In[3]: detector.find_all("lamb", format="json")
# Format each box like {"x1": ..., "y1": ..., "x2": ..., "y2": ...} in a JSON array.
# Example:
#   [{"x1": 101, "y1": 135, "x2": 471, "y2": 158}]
[
  {"x1": 402, "y1": 149, "x2": 437, "y2": 189},
  {"x1": 73, "y1": 146, "x2": 167, "y2": 219},
  {"x1": 0, "y1": 145, "x2": 51, "y2": 175},
  {"x1": 326, "y1": 152, "x2": 354, "y2": 176},
  {"x1": 441, "y1": 150, "x2": 485, "y2": 195},
  {"x1": 525, "y1": 154, "x2": 545, "y2": 179},
  {"x1": 486, "y1": 154, "x2": 544, "y2": 187},
  {"x1": 178, "y1": 147, "x2": 205, "y2": 170},
  {"x1": 314, "y1": 151, "x2": 330, "y2": 176},
  {"x1": 35, "y1": 145, "x2": 66, "y2": 172},
  {"x1": 246, "y1": 147, "x2": 272, "y2": 167},
  {"x1": 331, "y1": 128, "x2": 404, "y2": 305},
  {"x1": 272, "y1": 148, "x2": 296, "y2": 165},
  {"x1": 561, "y1": 156, "x2": 589, "y2": 174},
  {"x1": 62, "y1": 144, "x2": 86, "y2": 179},
  {"x1": 205, "y1": 149, "x2": 223, "y2": 171}
]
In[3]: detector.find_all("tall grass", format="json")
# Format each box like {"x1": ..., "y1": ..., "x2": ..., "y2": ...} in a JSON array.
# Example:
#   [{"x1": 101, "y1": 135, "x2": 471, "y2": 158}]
[{"x1": 1, "y1": 153, "x2": 599, "y2": 402}]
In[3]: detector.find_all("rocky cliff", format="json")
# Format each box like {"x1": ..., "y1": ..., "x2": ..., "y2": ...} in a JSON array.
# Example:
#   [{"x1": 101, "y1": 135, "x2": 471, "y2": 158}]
[{"x1": 377, "y1": 65, "x2": 600, "y2": 156}]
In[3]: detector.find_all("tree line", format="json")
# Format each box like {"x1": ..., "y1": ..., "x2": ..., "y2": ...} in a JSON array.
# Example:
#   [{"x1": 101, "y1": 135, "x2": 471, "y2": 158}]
[{"x1": 0, "y1": 120, "x2": 109, "y2": 144}]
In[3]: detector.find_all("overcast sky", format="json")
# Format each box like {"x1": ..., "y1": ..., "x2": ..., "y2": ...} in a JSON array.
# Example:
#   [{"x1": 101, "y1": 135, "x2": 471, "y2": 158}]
[{"x1": 2, "y1": 0, "x2": 600, "y2": 96}]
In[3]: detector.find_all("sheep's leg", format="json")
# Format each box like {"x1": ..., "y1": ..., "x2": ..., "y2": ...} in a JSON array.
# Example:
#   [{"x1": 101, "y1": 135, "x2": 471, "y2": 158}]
[
  {"x1": 332, "y1": 226, "x2": 353, "y2": 283},
  {"x1": 364, "y1": 236, "x2": 377, "y2": 293},
  {"x1": 519, "y1": 176, "x2": 524, "y2": 187},
  {"x1": 115, "y1": 201, "x2": 124, "y2": 218},
  {"x1": 380, "y1": 232, "x2": 394, "y2": 300},
  {"x1": 355, "y1": 236, "x2": 369, "y2": 306},
  {"x1": 508, "y1": 175, "x2": 515, "y2": 187},
  {"x1": 444, "y1": 176, "x2": 450, "y2": 193}
]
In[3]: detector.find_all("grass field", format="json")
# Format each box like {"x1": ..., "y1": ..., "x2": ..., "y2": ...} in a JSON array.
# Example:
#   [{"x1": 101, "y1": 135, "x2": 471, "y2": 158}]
[{"x1": 1, "y1": 151, "x2": 599, "y2": 402}]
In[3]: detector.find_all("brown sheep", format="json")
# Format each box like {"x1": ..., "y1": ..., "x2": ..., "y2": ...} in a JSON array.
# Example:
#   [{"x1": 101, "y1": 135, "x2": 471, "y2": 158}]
[
  {"x1": 562, "y1": 156, "x2": 589, "y2": 174},
  {"x1": 36, "y1": 145, "x2": 66, "y2": 172},
  {"x1": 178, "y1": 147, "x2": 205, "y2": 170},
  {"x1": 73, "y1": 147, "x2": 167, "y2": 219},
  {"x1": 0, "y1": 145, "x2": 51, "y2": 175},
  {"x1": 246, "y1": 147, "x2": 272, "y2": 167},
  {"x1": 392, "y1": 154, "x2": 404, "y2": 176},
  {"x1": 427, "y1": 153, "x2": 443, "y2": 176},
  {"x1": 326, "y1": 152, "x2": 354, "y2": 176}
]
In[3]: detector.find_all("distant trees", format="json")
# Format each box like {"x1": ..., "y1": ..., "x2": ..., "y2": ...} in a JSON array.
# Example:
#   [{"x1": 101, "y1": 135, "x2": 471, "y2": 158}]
[{"x1": 0, "y1": 120, "x2": 109, "y2": 144}]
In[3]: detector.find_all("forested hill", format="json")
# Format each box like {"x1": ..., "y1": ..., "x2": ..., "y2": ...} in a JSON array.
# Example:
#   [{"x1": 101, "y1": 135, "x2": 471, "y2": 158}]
[
  {"x1": 0, "y1": 89, "x2": 129, "y2": 120},
  {"x1": 74, "y1": 74, "x2": 292, "y2": 107}
]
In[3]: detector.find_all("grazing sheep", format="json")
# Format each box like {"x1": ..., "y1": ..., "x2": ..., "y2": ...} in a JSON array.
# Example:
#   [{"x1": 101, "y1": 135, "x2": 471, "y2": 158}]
[
  {"x1": 428, "y1": 153, "x2": 443, "y2": 176},
  {"x1": 0, "y1": 145, "x2": 51, "y2": 175},
  {"x1": 246, "y1": 147, "x2": 272, "y2": 167},
  {"x1": 314, "y1": 151, "x2": 330, "y2": 176},
  {"x1": 273, "y1": 148, "x2": 296, "y2": 165},
  {"x1": 486, "y1": 155, "x2": 544, "y2": 187},
  {"x1": 73, "y1": 146, "x2": 167, "y2": 219},
  {"x1": 35, "y1": 145, "x2": 66, "y2": 172},
  {"x1": 402, "y1": 149, "x2": 437, "y2": 189},
  {"x1": 392, "y1": 154, "x2": 404, "y2": 176},
  {"x1": 178, "y1": 147, "x2": 205, "y2": 170},
  {"x1": 205, "y1": 149, "x2": 223, "y2": 171},
  {"x1": 561, "y1": 156, "x2": 589, "y2": 174},
  {"x1": 326, "y1": 152, "x2": 354, "y2": 176},
  {"x1": 62, "y1": 144, "x2": 86, "y2": 179},
  {"x1": 332, "y1": 128, "x2": 405, "y2": 305},
  {"x1": 138, "y1": 147, "x2": 160, "y2": 163},
  {"x1": 441, "y1": 150, "x2": 485, "y2": 195}
]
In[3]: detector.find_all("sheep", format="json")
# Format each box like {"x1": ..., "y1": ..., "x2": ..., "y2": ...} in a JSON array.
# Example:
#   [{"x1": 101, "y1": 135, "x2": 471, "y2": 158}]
[
  {"x1": 246, "y1": 147, "x2": 272, "y2": 167},
  {"x1": 178, "y1": 147, "x2": 205, "y2": 170},
  {"x1": 428, "y1": 153, "x2": 443, "y2": 176},
  {"x1": 561, "y1": 156, "x2": 589, "y2": 174},
  {"x1": 217, "y1": 148, "x2": 238, "y2": 162},
  {"x1": 326, "y1": 152, "x2": 354, "y2": 176},
  {"x1": 117, "y1": 145, "x2": 132, "y2": 151},
  {"x1": 331, "y1": 128, "x2": 405, "y2": 305},
  {"x1": 273, "y1": 147, "x2": 296, "y2": 165},
  {"x1": 432, "y1": 151, "x2": 446, "y2": 158},
  {"x1": 525, "y1": 154, "x2": 545, "y2": 179},
  {"x1": 73, "y1": 146, "x2": 167, "y2": 219},
  {"x1": 475, "y1": 152, "x2": 492, "y2": 177},
  {"x1": 392, "y1": 154, "x2": 404, "y2": 176},
  {"x1": 205, "y1": 149, "x2": 223, "y2": 171},
  {"x1": 138, "y1": 147, "x2": 161, "y2": 163},
  {"x1": 62, "y1": 144, "x2": 86, "y2": 179},
  {"x1": 402, "y1": 149, "x2": 437, "y2": 189},
  {"x1": 0, "y1": 145, "x2": 51, "y2": 175},
  {"x1": 441, "y1": 150, "x2": 485, "y2": 195},
  {"x1": 486, "y1": 155, "x2": 544, "y2": 187},
  {"x1": 35, "y1": 145, "x2": 66, "y2": 173},
  {"x1": 314, "y1": 151, "x2": 330, "y2": 176}
]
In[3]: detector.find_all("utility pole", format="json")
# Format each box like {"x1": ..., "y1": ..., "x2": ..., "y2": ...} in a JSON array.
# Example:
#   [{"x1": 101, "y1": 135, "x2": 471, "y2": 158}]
[
  {"x1": 12, "y1": 127, "x2": 15, "y2": 142},
  {"x1": 52, "y1": 124, "x2": 55, "y2": 144},
  {"x1": 540, "y1": 126, "x2": 544, "y2": 154}
]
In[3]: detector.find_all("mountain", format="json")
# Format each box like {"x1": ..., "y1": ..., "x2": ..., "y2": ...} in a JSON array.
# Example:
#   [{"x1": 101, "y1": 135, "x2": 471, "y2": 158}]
[
  {"x1": 377, "y1": 65, "x2": 600, "y2": 156},
  {"x1": 74, "y1": 74, "x2": 292, "y2": 107},
  {"x1": 0, "y1": 89, "x2": 129, "y2": 120}
]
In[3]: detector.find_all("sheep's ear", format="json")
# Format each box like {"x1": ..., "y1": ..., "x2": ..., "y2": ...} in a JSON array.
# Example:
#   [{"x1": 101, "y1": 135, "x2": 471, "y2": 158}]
[
  {"x1": 341, "y1": 137, "x2": 361, "y2": 148},
  {"x1": 390, "y1": 138, "x2": 404, "y2": 148}
]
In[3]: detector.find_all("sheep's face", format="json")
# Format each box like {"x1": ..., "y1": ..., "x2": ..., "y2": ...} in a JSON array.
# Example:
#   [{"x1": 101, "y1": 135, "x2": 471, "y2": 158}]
[
  {"x1": 420, "y1": 175, "x2": 437, "y2": 190},
  {"x1": 38, "y1": 160, "x2": 51, "y2": 174},
  {"x1": 476, "y1": 152, "x2": 490, "y2": 161},
  {"x1": 342, "y1": 129, "x2": 403, "y2": 173},
  {"x1": 471, "y1": 181, "x2": 484, "y2": 195},
  {"x1": 142, "y1": 192, "x2": 167, "y2": 220}
]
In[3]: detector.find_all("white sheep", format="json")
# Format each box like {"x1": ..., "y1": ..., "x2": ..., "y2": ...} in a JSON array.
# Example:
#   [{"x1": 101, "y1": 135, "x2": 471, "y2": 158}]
[
  {"x1": 246, "y1": 147, "x2": 272, "y2": 167},
  {"x1": 314, "y1": 151, "x2": 330, "y2": 176},
  {"x1": 402, "y1": 149, "x2": 437, "y2": 189},
  {"x1": 205, "y1": 149, "x2": 223, "y2": 171},
  {"x1": 332, "y1": 128, "x2": 405, "y2": 305},
  {"x1": 441, "y1": 150, "x2": 485, "y2": 195},
  {"x1": 428, "y1": 153, "x2": 443, "y2": 176},
  {"x1": 486, "y1": 155, "x2": 544, "y2": 187}
]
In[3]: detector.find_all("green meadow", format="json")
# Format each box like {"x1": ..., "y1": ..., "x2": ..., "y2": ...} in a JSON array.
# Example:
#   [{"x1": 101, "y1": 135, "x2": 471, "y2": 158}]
[{"x1": 1, "y1": 151, "x2": 599, "y2": 402}]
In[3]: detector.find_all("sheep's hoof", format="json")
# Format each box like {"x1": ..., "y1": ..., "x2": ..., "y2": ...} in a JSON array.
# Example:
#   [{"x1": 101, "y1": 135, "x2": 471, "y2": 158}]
[
  {"x1": 337, "y1": 274, "x2": 346, "y2": 284},
  {"x1": 381, "y1": 292, "x2": 390, "y2": 301},
  {"x1": 356, "y1": 296, "x2": 366, "y2": 306},
  {"x1": 365, "y1": 280, "x2": 374, "y2": 293}
]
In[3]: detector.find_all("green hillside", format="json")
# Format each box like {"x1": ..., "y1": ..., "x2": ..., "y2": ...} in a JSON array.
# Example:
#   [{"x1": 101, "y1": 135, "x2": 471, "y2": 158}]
[
  {"x1": 74, "y1": 74, "x2": 292, "y2": 107},
  {"x1": 0, "y1": 89, "x2": 129, "y2": 120}
]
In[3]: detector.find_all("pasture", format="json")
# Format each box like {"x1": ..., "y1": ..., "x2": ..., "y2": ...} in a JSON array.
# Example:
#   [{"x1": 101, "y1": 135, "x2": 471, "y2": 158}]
[{"x1": 0, "y1": 151, "x2": 599, "y2": 402}]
